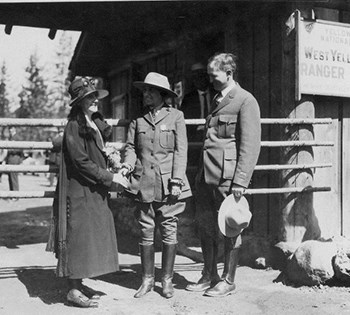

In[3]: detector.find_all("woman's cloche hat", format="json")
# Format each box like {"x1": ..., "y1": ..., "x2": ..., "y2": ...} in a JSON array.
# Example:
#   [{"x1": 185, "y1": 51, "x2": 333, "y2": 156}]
[
  {"x1": 133, "y1": 72, "x2": 178, "y2": 98},
  {"x1": 218, "y1": 195, "x2": 252, "y2": 237},
  {"x1": 68, "y1": 77, "x2": 109, "y2": 107}
]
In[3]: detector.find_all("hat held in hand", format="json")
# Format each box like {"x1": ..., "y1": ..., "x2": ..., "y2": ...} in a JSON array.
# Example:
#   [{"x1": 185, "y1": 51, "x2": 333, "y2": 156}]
[
  {"x1": 218, "y1": 195, "x2": 252, "y2": 237},
  {"x1": 68, "y1": 77, "x2": 109, "y2": 107}
]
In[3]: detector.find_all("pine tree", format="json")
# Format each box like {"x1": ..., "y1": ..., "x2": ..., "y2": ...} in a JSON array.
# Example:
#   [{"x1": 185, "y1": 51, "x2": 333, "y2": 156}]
[
  {"x1": 0, "y1": 61, "x2": 10, "y2": 118},
  {"x1": 47, "y1": 31, "x2": 75, "y2": 118},
  {"x1": 24, "y1": 51, "x2": 49, "y2": 118},
  {"x1": 16, "y1": 51, "x2": 49, "y2": 141}
]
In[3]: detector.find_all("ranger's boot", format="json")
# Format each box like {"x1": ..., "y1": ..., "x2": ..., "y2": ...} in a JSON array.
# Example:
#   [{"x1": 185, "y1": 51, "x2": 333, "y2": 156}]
[
  {"x1": 204, "y1": 240, "x2": 239, "y2": 297},
  {"x1": 134, "y1": 244, "x2": 155, "y2": 298},
  {"x1": 186, "y1": 236, "x2": 220, "y2": 292},
  {"x1": 161, "y1": 243, "x2": 177, "y2": 298}
]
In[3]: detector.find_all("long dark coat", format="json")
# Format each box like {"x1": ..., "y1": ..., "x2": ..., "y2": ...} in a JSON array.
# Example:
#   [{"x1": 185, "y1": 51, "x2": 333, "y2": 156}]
[
  {"x1": 124, "y1": 105, "x2": 191, "y2": 213},
  {"x1": 59, "y1": 119, "x2": 119, "y2": 279}
]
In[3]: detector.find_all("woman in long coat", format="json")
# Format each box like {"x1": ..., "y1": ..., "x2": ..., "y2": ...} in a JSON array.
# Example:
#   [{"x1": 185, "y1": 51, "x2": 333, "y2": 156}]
[
  {"x1": 121, "y1": 72, "x2": 191, "y2": 299},
  {"x1": 47, "y1": 77, "x2": 129, "y2": 308}
]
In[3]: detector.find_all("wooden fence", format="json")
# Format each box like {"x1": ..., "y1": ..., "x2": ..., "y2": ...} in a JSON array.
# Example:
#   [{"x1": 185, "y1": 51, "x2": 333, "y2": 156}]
[{"x1": 0, "y1": 118, "x2": 333, "y2": 198}]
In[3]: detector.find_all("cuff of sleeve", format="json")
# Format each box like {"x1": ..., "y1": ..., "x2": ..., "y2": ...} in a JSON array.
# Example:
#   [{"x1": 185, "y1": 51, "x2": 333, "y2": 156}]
[
  {"x1": 122, "y1": 163, "x2": 134, "y2": 172},
  {"x1": 169, "y1": 178, "x2": 185, "y2": 187}
]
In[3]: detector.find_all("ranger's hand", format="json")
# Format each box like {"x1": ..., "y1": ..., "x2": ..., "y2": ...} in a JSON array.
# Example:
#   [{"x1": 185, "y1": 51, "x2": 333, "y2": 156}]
[
  {"x1": 112, "y1": 173, "x2": 130, "y2": 189},
  {"x1": 231, "y1": 184, "x2": 245, "y2": 200},
  {"x1": 170, "y1": 184, "x2": 182, "y2": 198},
  {"x1": 119, "y1": 163, "x2": 132, "y2": 176}
]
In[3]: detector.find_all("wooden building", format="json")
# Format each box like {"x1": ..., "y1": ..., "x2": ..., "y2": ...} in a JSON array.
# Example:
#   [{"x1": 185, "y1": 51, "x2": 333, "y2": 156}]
[{"x1": 1, "y1": 1, "x2": 350, "y2": 249}]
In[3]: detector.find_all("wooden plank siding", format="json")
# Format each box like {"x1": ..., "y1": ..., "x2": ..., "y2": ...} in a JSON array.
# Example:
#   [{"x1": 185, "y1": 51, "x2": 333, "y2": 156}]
[
  {"x1": 110, "y1": 68, "x2": 132, "y2": 142},
  {"x1": 235, "y1": 9, "x2": 284, "y2": 238},
  {"x1": 268, "y1": 10, "x2": 284, "y2": 240},
  {"x1": 312, "y1": 8, "x2": 343, "y2": 239},
  {"x1": 340, "y1": 10, "x2": 350, "y2": 238}
]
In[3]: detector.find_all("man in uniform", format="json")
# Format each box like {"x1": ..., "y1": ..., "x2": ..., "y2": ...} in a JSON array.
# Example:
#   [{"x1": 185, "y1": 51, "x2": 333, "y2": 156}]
[{"x1": 186, "y1": 53, "x2": 261, "y2": 297}]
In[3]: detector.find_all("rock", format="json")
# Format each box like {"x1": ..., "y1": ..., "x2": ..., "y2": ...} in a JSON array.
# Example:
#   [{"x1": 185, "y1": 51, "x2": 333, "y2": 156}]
[
  {"x1": 239, "y1": 234, "x2": 272, "y2": 267},
  {"x1": 255, "y1": 257, "x2": 267, "y2": 269},
  {"x1": 286, "y1": 240, "x2": 337, "y2": 286},
  {"x1": 333, "y1": 250, "x2": 350, "y2": 283},
  {"x1": 328, "y1": 236, "x2": 350, "y2": 255},
  {"x1": 271, "y1": 241, "x2": 300, "y2": 271}
]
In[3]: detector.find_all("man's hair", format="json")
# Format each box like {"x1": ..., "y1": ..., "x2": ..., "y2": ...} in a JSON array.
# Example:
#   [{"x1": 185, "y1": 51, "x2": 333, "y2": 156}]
[{"x1": 208, "y1": 53, "x2": 238, "y2": 79}]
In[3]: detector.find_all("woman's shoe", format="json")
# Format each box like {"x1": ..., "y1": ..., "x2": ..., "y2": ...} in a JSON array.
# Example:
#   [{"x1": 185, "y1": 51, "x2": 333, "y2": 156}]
[
  {"x1": 80, "y1": 285, "x2": 103, "y2": 300},
  {"x1": 67, "y1": 289, "x2": 99, "y2": 308}
]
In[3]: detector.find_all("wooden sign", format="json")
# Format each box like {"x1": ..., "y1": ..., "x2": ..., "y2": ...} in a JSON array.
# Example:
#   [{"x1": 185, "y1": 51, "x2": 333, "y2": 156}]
[{"x1": 296, "y1": 12, "x2": 350, "y2": 100}]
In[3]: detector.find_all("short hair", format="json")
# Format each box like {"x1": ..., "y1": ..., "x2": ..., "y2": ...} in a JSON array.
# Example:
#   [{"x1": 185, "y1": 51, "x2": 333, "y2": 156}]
[{"x1": 208, "y1": 53, "x2": 238, "y2": 79}]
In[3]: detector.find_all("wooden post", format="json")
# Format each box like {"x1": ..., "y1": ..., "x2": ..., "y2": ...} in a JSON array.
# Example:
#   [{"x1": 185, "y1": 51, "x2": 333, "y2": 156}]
[{"x1": 279, "y1": 6, "x2": 320, "y2": 243}]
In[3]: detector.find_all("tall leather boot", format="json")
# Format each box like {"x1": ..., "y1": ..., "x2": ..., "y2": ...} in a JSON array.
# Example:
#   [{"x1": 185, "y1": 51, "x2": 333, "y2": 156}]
[
  {"x1": 134, "y1": 244, "x2": 155, "y2": 298},
  {"x1": 204, "y1": 240, "x2": 239, "y2": 297},
  {"x1": 161, "y1": 243, "x2": 177, "y2": 298},
  {"x1": 186, "y1": 235, "x2": 220, "y2": 292}
]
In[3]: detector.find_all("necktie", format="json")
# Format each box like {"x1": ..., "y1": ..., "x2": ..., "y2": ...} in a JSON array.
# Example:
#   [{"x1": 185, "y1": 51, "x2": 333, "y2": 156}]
[
  {"x1": 214, "y1": 92, "x2": 222, "y2": 108},
  {"x1": 202, "y1": 92, "x2": 208, "y2": 118}
]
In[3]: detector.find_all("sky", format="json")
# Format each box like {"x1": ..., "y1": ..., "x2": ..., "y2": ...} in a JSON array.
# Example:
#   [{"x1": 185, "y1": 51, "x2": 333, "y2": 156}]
[{"x1": 0, "y1": 24, "x2": 81, "y2": 107}]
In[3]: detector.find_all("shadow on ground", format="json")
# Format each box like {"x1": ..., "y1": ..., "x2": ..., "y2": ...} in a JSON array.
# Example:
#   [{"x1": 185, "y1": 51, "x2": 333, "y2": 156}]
[
  {"x1": 4, "y1": 262, "x2": 191, "y2": 306},
  {"x1": 0, "y1": 206, "x2": 51, "y2": 248},
  {"x1": 97, "y1": 264, "x2": 189, "y2": 293},
  {"x1": 0, "y1": 201, "x2": 202, "y2": 258}
]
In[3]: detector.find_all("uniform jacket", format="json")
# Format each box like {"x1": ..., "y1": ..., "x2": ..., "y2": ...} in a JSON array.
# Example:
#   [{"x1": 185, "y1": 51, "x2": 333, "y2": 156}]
[
  {"x1": 48, "y1": 118, "x2": 119, "y2": 278},
  {"x1": 124, "y1": 105, "x2": 192, "y2": 203},
  {"x1": 201, "y1": 84, "x2": 261, "y2": 188}
]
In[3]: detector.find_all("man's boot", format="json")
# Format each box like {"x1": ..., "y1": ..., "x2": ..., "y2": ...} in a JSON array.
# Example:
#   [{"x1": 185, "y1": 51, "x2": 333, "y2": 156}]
[
  {"x1": 186, "y1": 236, "x2": 220, "y2": 292},
  {"x1": 204, "y1": 241, "x2": 239, "y2": 297},
  {"x1": 161, "y1": 243, "x2": 177, "y2": 298},
  {"x1": 134, "y1": 244, "x2": 155, "y2": 298}
]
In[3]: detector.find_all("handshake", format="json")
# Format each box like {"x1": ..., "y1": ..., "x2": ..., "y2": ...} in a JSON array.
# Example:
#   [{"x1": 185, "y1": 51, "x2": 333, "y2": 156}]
[{"x1": 111, "y1": 163, "x2": 132, "y2": 190}]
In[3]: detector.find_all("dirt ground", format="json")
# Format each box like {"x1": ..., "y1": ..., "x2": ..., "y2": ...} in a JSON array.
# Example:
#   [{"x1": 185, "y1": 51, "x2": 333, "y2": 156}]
[{"x1": 1, "y1": 174, "x2": 350, "y2": 315}]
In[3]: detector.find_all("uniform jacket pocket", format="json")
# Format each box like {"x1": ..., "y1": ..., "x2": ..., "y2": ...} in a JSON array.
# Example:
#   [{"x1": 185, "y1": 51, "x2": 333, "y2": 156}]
[
  {"x1": 217, "y1": 115, "x2": 238, "y2": 138},
  {"x1": 159, "y1": 125, "x2": 175, "y2": 150},
  {"x1": 223, "y1": 148, "x2": 237, "y2": 180}
]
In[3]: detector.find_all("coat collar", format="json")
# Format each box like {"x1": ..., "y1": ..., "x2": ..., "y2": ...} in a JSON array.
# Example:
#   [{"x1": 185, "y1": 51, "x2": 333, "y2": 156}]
[
  {"x1": 143, "y1": 105, "x2": 171, "y2": 125},
  {"x1": 86, "y1": 118, "x2": 105, "y2": 152},
  {"x1": 94, "y1": 129, "x2": 105, "y2": 152},
  {"x1": 211, "y1": 84, "x2": 240, "y2": 115}
]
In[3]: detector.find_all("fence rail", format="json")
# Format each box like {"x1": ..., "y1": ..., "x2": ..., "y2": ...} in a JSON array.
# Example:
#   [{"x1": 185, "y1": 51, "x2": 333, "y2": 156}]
[
  {"x1": 0, "y1": 186, "x2": 332, "y2": 199},
  {"x1": 0, "y1": 140, "x2": 334, "y2": 151},
  {"x1": 0, "y1": 163, "x2": 333, "y2": 174},
  {"x1": 0, "y1": 117, "x2": 333, "y2": 127}
]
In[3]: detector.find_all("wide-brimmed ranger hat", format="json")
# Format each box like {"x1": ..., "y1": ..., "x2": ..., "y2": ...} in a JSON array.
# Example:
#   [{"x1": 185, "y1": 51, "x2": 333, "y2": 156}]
[
  {"x1": 218, "y1": 195, "x2": 252, "y2": 237},
  {"x1": 68, "y1": 77, "x2": 109, "y2": 107},
  {"x1": 133, "y1": 72, "x2": 178, "y2": 98}
]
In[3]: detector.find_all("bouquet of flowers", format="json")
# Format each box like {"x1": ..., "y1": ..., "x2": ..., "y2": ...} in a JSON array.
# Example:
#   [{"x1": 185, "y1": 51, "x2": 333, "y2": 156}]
[{"x1": 104, "y1": 143, "x2": 122, "y2": 173}]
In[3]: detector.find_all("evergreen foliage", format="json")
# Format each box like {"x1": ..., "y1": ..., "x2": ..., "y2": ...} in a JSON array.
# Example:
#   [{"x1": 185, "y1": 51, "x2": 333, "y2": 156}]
[
  {"x1": 47, "y1": 31, "x2": 75, "y2": 118},
  {"x1": 0, "y1": 61, "x2": 10, "y2": 118}
]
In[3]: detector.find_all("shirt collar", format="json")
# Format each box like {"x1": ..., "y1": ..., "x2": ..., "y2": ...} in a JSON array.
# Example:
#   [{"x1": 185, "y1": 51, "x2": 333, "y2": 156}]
[
  {"x1": 220, "y1": 82, "x2": 237, "y2": 99},
  {"x1": 197, "y1": 89, "x2": 209, "y2": 96}
]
